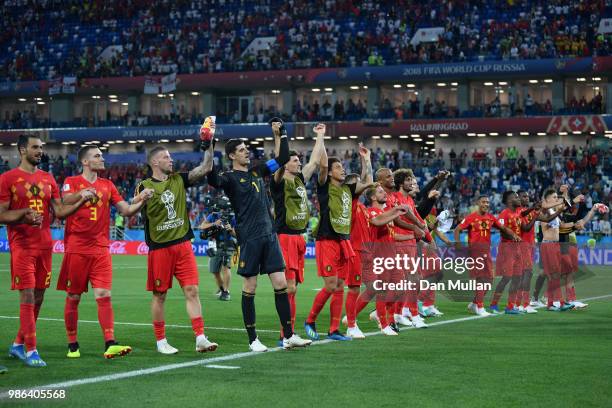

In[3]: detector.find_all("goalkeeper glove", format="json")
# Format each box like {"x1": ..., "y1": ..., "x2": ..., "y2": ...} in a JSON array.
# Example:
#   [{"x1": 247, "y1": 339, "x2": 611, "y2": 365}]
[
  {"x1": 268, "y1": 116, "x2": 287, "y2": 137},
  {"x1": 199, "y1": 116, "x2": 216, "y2": 151}
]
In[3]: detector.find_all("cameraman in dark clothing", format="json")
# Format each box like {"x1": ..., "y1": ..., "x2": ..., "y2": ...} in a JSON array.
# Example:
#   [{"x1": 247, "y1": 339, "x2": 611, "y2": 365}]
[{"x1": 199, "y1": 196, "x2": 237, "y2": 301}]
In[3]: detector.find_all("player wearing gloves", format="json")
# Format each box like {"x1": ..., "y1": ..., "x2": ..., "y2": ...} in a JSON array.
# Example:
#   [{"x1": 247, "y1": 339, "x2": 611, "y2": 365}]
[
  {"x1": 134, "y1": 117, "x2": 218, "y2": 355},
  {"x1": 208, "y1": 118, "x2": 312, "y2": 352}
]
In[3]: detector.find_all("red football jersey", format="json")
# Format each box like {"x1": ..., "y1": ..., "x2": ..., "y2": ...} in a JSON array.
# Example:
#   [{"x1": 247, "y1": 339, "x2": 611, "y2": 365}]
[
  {"x1": 518, "y1": 207, "x2": 536, "y2": 243},
  {"x1": 368, "y1": 206, "x2": 394, "y2": 242},
  {"x1": 350, "y1": 198, "x2": 371, "y2": 251},
  {"x1": 458, "y1": 212, "x2": 503, "y2": 244},
  {"x1": 497, "y1": 207, "x2": 522, "y2": 242},
  {"x1": 62, "y1": 176, "x2": 124, "y2": 254},
  {"x1": 388, "y1": 191, "x2": 415, "y2": 240},
  {"x1": 0, "y1": 168, "x2": 60, "y2": 249}
]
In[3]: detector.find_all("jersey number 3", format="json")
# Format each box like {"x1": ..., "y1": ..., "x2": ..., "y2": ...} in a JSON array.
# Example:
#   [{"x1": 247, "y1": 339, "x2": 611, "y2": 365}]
[{"x1": 89, "y1": 207, "x2": 97, "y2": 221}]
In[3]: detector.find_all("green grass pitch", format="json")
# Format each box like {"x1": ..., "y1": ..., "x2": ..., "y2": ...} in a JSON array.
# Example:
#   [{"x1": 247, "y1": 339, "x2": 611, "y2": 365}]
[{"x1": 0, "y1": 253, "x2": 611, "y2": 407}]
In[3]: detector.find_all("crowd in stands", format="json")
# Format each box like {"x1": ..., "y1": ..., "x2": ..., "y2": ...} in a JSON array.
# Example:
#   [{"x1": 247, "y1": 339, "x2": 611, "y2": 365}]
[
  {"x1": 1, "y1": 0, "x2": 611, "y2": 81},
  {"x1": 1, "y1": 139, "x2": 609, "y2": 238},
  {"x1": 292, "y1": 96, "x2": 462, "y2": 122},
  {"x1": 1, "y1": 90, "x2": 606, "y2": 130}
]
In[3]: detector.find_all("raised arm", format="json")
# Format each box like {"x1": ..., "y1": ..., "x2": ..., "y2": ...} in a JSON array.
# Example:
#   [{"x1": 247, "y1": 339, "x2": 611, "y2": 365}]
[
  {"x1": 575, "y1": 204, "x2": 601, "y2": 230},
  {"x1": 274, "y1": 125, "x2": 290, "y2": 168},
  {"x1": 416, "y1": 190, "x2": 440, "y2": 219},
  {"x1": 272, "y1": 121, "x2": 285, "y2": 183},
  {"x1": 255, "y1": 120, "x2": 289, "y2": 177},
  {"x1": 355, "y1": 143, "x2": 373, "y2": 195},
  {"x1": 188, "y1": 117, "x2": 217, "y2": 184},
  {"x1": 188, "y1": 141, "x2": 215, "y2": 185},
  {"x1": 318, "y1": 141, "x2": 329, "y2": 186},
  {"x1": 418, "y1": 171, "x2": 448, "y2": 202},
  {"x1": 302, "y1": 123, "x2": 326, "y2": 181}
]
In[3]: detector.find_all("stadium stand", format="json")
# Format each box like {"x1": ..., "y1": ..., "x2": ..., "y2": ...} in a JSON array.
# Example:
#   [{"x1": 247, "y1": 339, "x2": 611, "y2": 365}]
[{"x1": 1, "y1": 0, "x2": 610, "y2": 81}]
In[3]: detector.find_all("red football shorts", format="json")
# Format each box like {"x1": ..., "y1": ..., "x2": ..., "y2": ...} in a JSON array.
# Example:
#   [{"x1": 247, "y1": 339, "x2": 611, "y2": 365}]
[
  {"x1": 466, "y1": 244, "x2": 493, "y2": 279},
  {"x1": 521, "y1": 242, "x2": 535, "y2": 270},
  {"x1": 395, "y1": 241, "x2": 417, "y2": 280},
  {"x1": 278, "y1": 234, "x2": 306, "y2": 284},
  {"x1": 10, "y1": 248, "x2": 52, "y2": 290},
  {"x1": 346, "y1": 249, "x2": 363, "y2": 287},
  {"x1": 361, "y1": 241, "x2": 400, "y2": 287},
  {"x1": 316, "y1": 239, "x2": 349, "y2": 281},
  {"x1": 541, "y1": 242, "x2": 561, "y2": 276},
  {"x1": 560, "y1": 244, "x2": 578, "y2": 275},
  {"x1": 57, "y1": 252, "x2": 113, "y2": 294},
  {"x1": 147, "y1": 240, "x2": 198, "y2": 292},
  {"x1": 495, "y1": 242, "x2": 522, "y2": 277}
]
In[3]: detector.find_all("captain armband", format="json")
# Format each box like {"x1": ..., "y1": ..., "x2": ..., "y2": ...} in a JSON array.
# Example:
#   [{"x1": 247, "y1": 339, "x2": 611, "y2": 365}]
[{"x1": 266, "y1": 159, "x2": 280, "y2": 173}]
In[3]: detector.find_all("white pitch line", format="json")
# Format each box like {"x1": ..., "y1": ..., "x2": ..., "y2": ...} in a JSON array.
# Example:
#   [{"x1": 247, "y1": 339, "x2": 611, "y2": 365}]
[
  {"x1": 0, "y1": 316, "x2": 277, "y2": 334},
  {"x1": 0, "y1": 293, "x2": 610, "y2": 398},
  {"x1": 205, "y1": 365, "x2": 240, "y2": 370}
]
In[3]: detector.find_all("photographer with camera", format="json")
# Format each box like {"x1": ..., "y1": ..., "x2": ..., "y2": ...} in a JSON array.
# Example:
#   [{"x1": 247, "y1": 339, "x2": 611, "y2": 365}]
[{"x1": 199, "y1": 196, "x2": 237, "y2": 301}]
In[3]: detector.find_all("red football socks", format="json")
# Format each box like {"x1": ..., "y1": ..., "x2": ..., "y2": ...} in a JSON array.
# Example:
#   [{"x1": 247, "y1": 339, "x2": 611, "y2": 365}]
[
  {"x1": 15, "y1": 303, "x2": 42, "y2": 345},
  {"x1": 521, "y1": 290, "x2": 530, "y2": 308},
  {"x1": 329, "y1": 290, "x2": 344, "y2": 333},
  {"x1": 64, "y1": 297, "x2": 80, "y2": 343},
  {"x1": 567, "y1": 286, "x2": 576, "y2": 302},
  {"x1": 307, "y1": 288, "x2": 332, "y2": 324},
  {"x1": 394, "y1": 302, "x2": 404, "y2": 315},
  {"x1": 19, "y1": 303, "x2": 36, "y2": 352},
  {"x1": 354, "y1": 290, "x2": 373, "y2": 317},
  {"x1": 96, "y1": 296, "x2": 115, "y2": 342},
  {"x1": 345, "y1": 290, "x2": 359, "y2": 328},
  {"x1": 547, "y1": 278, "x2": 562, "y2": 306},
  {"x1": 376, "y1": 301, "x2": 388, "y2": 328},
  {"x1": 421, "y1": 289, "x2": 436, "y2": 307},
  {"x1": 191, "y1": 316, "x2": 204, "y2": 337},
  {"x1": 407, "y1": 302, "x2": 418, "y2": 317},
  {"x1": 153, "y1": 320, "x2": 166, "y2": 341},
  {"x1": 474, "y1": 289, "x2": 486, "y2": 309},
  {"x1": 386, "y1": 302, "x2": 396, "y2": 324}
]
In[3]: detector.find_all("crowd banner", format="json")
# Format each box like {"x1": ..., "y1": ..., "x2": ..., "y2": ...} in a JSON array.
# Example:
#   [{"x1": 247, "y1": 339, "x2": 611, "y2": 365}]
[
  {"x1": 1, "y1": 116, "x2": 611, "y2": 144},
  {"x1": 2, "y1": 57, "x2": 612, "y2": 97}
]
